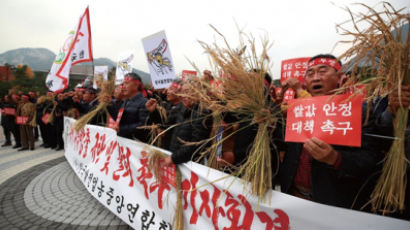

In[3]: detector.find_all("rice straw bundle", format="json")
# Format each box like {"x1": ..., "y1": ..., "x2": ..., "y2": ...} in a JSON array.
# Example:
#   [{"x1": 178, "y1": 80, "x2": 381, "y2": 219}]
[
  {"x1": 40, "y1": 95, "x2": 55, "y2": 124},
  {"x1": 46, "y1": 102, "x2": 57, "y2": 124},
  {"x1": 137, "y1": 124, "x2": 163, "y2": 147},
  {"x1": 150, "y1": 104, "x2": 168, "y2": 147},
  {"x1": 335, "y1": 2, "x2": 409, "y2": 214},
  {"x1": 22, "y1": 102, "x2": 36, "y2": 126},
  {"x1": 74, "y1": 75, "x2": 115, "y2": 131},
  {"x1": 30, "y1": 110, "x2": 37, "y2": 127},
  {"x1": 148, "y1": 150, "x2": 184, "y2": 230},
  {"x1": 206, "y1": 113, "x2": 223, "y2": 169},
  {"x1": 42, "y1": 95, "x2": 57, "y2": 125},
  {"x1": 188, "y1": 26, "x2": 280, "y2": 200},
  {"x1": 30, "y1": 97, "x2": 42, "y2": 127}
]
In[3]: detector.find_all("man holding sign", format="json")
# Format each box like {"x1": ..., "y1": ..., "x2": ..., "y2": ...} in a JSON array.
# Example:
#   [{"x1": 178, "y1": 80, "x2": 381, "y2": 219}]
[
  {"x1": 17, "y1": 94, "x2": 36, "y2": 151},
  {"x1": 279, "y1": 54, "x2": 387, "y2": 210},
  {"x1": 107, "y1": 73, "x2": 149, "y2": 142}
]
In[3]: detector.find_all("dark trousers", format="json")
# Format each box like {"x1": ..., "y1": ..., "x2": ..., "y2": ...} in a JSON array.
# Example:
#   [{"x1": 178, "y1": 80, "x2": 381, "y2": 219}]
[
  {"x1": 55, "y1": 116, "x2": 64, "y2": 148},
  {"x1": 34, "y1": 126, "x2": 39, "y2": 139},
  {"x1": 3, "y1": 126, "x2": 11, "y2": 143},
  {"x1": 39, "y1": 122, "x2": 48, "y2": 145},
  {"x1": 20, "y1": 125, "x2": 34, "y2": 148},
  {"x1": 12, "y1": 125, "x2": 21, "y2": 146},
  {"x1": 46, "y1": 124, "x2": 57, "y2": 148}
]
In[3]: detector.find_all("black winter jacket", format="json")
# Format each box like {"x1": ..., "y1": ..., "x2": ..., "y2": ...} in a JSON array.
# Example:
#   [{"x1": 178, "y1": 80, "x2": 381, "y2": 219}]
[
  {"x1": 279, "y1": 103, "x2": 388, "y2": 209},
  {"x1": 169, "y1": 104, "x2": 212, "y2": 165},
  {"x1": 108, "y1": 93, "x2": 149, "y2": 141},
  {"x1": 147, "y1": 101, "x2": 185, "y2": 150}
]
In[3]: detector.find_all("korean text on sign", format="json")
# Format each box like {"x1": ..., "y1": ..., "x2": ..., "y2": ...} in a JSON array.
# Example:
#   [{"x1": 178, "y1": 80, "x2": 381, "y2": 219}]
[
  {"x1": 280, "y1": 57, "x2": 311, "y2": 84},
  {"x1": 280, "y1": 57, "x2": 311, "y2": 102},
  {"x1": 285, "y1": 94, "x2": 363, "y2": 147}
]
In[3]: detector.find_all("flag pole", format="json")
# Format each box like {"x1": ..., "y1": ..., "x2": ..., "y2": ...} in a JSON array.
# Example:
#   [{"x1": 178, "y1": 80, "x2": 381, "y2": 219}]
[{"x1": 88, "y1": 5, "x2": 95, "y2": 87}]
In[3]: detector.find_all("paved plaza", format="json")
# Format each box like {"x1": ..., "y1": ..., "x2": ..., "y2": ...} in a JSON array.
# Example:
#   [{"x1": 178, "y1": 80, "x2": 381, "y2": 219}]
[{"x1": 0, "y1": 129, "x2": 133, "y2": 230}]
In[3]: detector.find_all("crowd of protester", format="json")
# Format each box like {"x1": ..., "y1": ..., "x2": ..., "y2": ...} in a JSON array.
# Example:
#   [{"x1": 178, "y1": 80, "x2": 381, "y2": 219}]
[{"x1": 1, "y1": 54, "x2": 409, "y2": 220}]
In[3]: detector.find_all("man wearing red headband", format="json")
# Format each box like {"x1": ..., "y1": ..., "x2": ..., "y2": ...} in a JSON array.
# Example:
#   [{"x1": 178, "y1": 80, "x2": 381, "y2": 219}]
[
  {"x1": 378, "y1": 80, "x2": 410, "y2": 219},
  {"x1": 78, "y1": 88, "x2": 96, "y2": 115},
  {"x1": 279, "y1": 54, "x2": 385, "y2": 211},
  {"x1": 146, "y1": 79, "x2": 184, "y2": 149},
  {"x1": 17, "y1": 94, "x2": 36, "y2": 151},
  {"x1": 107, "y1": 73, "x2": 149, "y2": 141},
  {"x1": 1, "y1": 95, "x2": 12, "y2": 147},
  {"x1": 28, "y1": 91, "x2": 39, "y2": 141},
  {"x1": 1, "y1": 95, "x2": 21, "y2": 148},
  {"x1": 8, "y1": 94, "x2": 22, "y2": 148}
]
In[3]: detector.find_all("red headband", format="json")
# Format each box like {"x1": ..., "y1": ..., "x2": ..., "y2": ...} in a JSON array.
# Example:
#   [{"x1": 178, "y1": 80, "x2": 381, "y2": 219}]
[
  {"x1": 307, "y1": 58, "x2": 341, "y2": 72},
  {"x1": 124, "y1": 76, "x2": 141, "y2": 85},
  {"x1": 169, "y1": 82, "x2": 183, "y2": 91},
  {"x1": 75, "y1": 88, "x2": 86, "y2": 92}
]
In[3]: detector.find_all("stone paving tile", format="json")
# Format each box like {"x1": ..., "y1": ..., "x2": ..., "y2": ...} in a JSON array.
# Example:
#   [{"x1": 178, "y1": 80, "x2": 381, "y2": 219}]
[
  {"x1": 0, "y1": 147, "x2": 23, "y2": 159},
  {"x1": 0, "y1": 151, "x2": 64, "y2": 184},
  {"x1": 0, "y1": 156, "x2": 133, "y2": 229},
  {"x1": 0, "y1": 148, "x2": 53, "y2": 169},
  {"x1": 0, "y1": 135, "x2": 135, "y2": 229}
]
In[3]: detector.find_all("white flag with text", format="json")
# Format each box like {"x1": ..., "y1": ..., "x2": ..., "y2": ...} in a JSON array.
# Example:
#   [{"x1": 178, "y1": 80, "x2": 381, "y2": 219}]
[{"x1": 46, "y1": 7, "x2": 93, "y2": 92}]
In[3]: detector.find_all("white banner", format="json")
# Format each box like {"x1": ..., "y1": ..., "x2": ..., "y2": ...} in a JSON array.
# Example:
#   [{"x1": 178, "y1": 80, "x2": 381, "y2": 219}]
[
  {"x1": 142, "y1": 30, "x2": 176, "y2": 89},
  {"x1": 93, "y1": 66, "x2": 109, "y2": 89},
  {"x1": 115, "y1": 51, "x2": 134, "y2": 85},
  {"x1": 46, "y1": 7, "x2": 93, "y2": 93},
  {"x1": 63, "y1": 118, "x2": 409, "y2": 230}
]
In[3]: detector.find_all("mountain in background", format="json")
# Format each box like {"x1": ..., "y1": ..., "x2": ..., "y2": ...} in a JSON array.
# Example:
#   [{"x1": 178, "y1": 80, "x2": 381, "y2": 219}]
[
  {"x1": 0, "y1": 47, "x2": 151, "y2": 85},
  {"x1": 0, "y1": 48, "x2": 55, "y2": 70}
]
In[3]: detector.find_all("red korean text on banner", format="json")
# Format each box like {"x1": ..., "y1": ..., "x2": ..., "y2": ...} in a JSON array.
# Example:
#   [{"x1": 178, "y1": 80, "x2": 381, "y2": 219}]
[
  {"x1": 181, "y1": 70, "x2": 197, "y2": 81},
  {"x1": 42, "y1": 113, "x2": 50, "y2": 124},
  {"x1": 157, "y1": 158, "x2": 177, "y2": 188},
  {"x1": 4, "y1": 108, "x2": 16, "y2": 116},
  {"x1": 285, "y1": 94, "x2": 363, "y2": 147},
  {"x1": 16, "y1": 116, "x2": 29, "y2": 125},
  {"x1": 280, "y1": 57, "x2": 311, "y2": 84}
]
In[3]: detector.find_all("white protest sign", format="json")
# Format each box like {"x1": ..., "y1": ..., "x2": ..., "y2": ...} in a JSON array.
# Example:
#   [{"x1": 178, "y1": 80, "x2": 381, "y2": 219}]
[
  {"x1": 93, "y1": 66, "x2": 108, "y2": 89},
  {"x1": 115, "y1": 51, "x2": 134, "y2": 85},
  {"x1": 142, "y1": 30, "x2": 176, "y2": 89}
]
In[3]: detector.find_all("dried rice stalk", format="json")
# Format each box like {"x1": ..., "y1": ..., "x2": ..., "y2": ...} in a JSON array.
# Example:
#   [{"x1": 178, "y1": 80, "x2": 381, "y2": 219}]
[
  {"x1": 30, "y1": 110, "x2": 37, "y2": 127},
  {"x1": 174, "y1": 169, "x2": 184, "y2": 230},
  {"x1": 187, "y1": 26, "x2": 280, "y2": 200},
  {"x1": 335, "y1": 2, "x2": 409, "y2": 214},
  {"x1": 148, "y1": 149, "x2": 183, "y2": 230},
  {"x1": 46, "y1": 103, "x2": 57, "y2": 124},
  {"x1": 206, "y1": 112, "x2": 223, "y2": 169},
  {"x1": 40, "y1": 96, "x2": 56, "y2": 125},
  {"x1": 74, "y1": 75, "x2": 115, "y2": 131},
  {"x1": 138, "y1": 124, "x2": 163, "y2": 147},
  {"x1": 148, "y1": 150, "x2": 167, "y2": 185},
  {"x1": 151, "y1": 104, "x2": 168, "y2": 147}
]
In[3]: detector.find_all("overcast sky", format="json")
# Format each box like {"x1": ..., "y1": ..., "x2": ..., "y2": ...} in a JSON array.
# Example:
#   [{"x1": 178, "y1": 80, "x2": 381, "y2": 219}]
[{"x1": 0, "y1": 0, "x2": 408, "y2": 79}]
